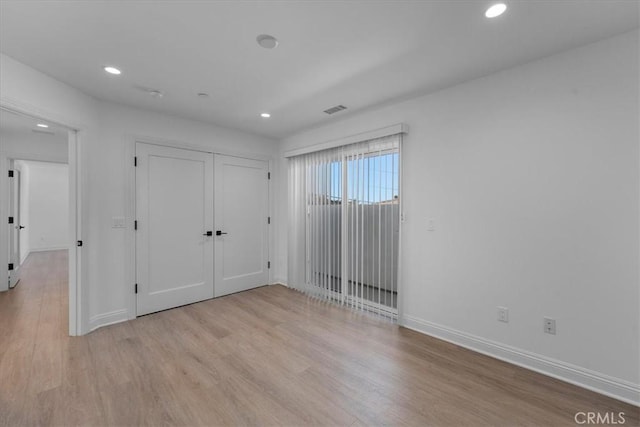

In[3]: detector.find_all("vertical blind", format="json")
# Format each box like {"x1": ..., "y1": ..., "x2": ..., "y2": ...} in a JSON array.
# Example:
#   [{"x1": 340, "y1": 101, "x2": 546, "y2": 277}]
[{"x1": 288, "y1": 133, "x2": 401, "y2": 319}]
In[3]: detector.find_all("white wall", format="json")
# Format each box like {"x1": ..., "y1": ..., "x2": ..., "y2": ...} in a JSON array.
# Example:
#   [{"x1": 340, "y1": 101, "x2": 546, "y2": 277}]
[
  {"x1": 0, "y1": 128, "x2": 69, "y2": 162},
  {"x1": 275, "y1": 31, "x2": 640, "y2": 403},
  {"x1": 0, "y1": 52, "x2": 278, "y2": 332},
  {"x1": 0, "y1": 54, "x2": 98, "y2": 128},
  {"x1": 19, "y1": 161, "x2": 69, "y2": 252}
]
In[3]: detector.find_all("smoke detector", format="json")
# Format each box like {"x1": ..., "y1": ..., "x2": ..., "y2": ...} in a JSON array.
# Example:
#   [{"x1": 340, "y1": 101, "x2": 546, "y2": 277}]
[{"x1": 257, "y1": 34, "x2": 278, "y2": 49}]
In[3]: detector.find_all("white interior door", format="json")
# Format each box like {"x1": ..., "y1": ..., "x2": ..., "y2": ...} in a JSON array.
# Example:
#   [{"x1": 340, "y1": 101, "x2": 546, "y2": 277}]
[
  {"x1": 214, "y1": 155, "x2": 269, "y2": 297},
  {"x1": 8, "y1": 166, "x2": 21, "y2": 288},
  {"x1": 136, "y1": 143, "x2": 214, "y2": 316}
]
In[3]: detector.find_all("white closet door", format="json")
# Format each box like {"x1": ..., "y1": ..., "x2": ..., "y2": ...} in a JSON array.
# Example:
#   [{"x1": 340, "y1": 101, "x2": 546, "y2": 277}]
[
  {"x1": 136, "y1": 143, "x2": 214, "y2": 316},
  {"x1": 214, "y1": 155, "x2": 269, "y2": 297}
]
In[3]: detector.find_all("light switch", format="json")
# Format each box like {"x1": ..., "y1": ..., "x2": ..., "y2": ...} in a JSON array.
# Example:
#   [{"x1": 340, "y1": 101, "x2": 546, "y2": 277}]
[
  {"x1": 112, "y1": 216, "x2": 126, "y2": 228},
  {"x1": 427, "y1": 217, "x2": 436, "y2": 231}
]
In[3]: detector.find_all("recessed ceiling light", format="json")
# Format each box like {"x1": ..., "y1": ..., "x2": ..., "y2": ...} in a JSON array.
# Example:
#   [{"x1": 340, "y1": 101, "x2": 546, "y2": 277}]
[
  {"x1": 104, "y1": 66, "x2": 122, "y2": 75},
  {"x1": 36, "y1": 123, "x2": 49, "y2": 128},
  {"x1": 260, "y1": 113, "x2": 271, "y2": 118},
  {"x1": 256, "y1": 34, "x2": 278, "y2": 49},
  {"x1": 148, "y1": 90, "x2": 164, "y2": 98},
  {"x1": 485, "y1": 3, "x2": 507, "y2": 18},
  {"x1": 197, "y1": 92, "x2": 210, "y2": 98}
]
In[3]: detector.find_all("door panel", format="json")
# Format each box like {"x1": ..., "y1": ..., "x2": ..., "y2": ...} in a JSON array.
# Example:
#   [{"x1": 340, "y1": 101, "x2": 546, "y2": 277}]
[
  {"x1": 8, "y1": 167, "x2": 21, "y2": 288},
  {"x1": 214, "y1": 155, "x2": 269, "y2": 297},
  {"x1": 136, "y1": 143, "x2": 214, "y2": 316}
]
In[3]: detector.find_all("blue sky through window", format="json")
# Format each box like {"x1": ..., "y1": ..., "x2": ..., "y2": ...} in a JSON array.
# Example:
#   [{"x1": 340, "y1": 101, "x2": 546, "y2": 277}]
[{"x1": 322, "y1": 152, "x2": 398, "y2": 204}]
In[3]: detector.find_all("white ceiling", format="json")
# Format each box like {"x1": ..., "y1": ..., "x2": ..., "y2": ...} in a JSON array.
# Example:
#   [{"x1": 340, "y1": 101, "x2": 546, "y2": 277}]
[
  {"x1": 0, "y1": 1, "x2": 637, "y2": 139},
  {"x1": 0, "y1": 109, "x2": 68, "y2": 141}
]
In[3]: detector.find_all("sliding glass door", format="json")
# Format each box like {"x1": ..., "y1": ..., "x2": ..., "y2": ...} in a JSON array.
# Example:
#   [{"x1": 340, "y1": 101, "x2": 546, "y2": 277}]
[
  {"x1": 345, "y1": 149, "x2": 399, "y2": 313},
  {"x1": 296, "y1": 134, "x2": 400, "y2": 318}
]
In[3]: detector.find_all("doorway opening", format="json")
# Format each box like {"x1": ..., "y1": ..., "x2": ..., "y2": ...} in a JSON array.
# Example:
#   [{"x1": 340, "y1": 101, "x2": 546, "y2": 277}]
[
  {"x1": 9, "y1": 160, "x2": 69, "y2": 287},
  {"x1": 0, "y1": 108, "x2": 81, "y2": 335}
]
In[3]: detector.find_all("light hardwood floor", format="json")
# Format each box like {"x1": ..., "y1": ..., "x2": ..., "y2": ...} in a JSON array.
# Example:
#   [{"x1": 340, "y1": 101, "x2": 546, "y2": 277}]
[{"x1": 0, "y1": 250, "x2": 638, "y2": 426}]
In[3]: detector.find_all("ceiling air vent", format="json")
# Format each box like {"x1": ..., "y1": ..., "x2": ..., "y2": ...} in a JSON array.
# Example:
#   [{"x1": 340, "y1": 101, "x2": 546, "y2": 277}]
[{"x1": 323, "y1": 105, "x2": 347, "y2": 115}]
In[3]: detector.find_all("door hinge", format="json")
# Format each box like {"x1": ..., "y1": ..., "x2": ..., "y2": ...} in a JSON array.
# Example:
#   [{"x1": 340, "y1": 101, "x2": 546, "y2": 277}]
[
  {"x1": 8, "y1": 263, "x2": 14, "y2": 271},
  {"x1": 267, "y1": 216, "x2": 271, "y2": 224},
  {"x1": 8, "y1": 170, "x2": 14, "y2": 178},
  {"x1": 267, "y1": 261, "x2": 271, "y2": 269},
  {"x1": 134, "y1": 220, "x2": 138, "y2": 230},
  {"x1": 267, "y1": 172, "x2": 271, "y2": 180},
  {"x1": 134, "y1": 157, "x2": 137, "y2": 167},
  {"x1": 135, "y1": 283, "x2": 138, "y2": 294},
  {"x1": 8, "y1": 217, "x2": 13, "y2": 224},
  {"x1": 77, "y1": 240, "x2": 83, "y2": 247}
]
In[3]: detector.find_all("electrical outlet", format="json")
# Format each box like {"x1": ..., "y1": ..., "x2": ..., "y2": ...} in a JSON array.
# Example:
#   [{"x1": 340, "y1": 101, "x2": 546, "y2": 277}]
[
  {"x1": 544, "y1": 317, "x2": 556, "y2": 335},
  {"x1": 427, "y1": 218, "x2": 436, "y2": 231},
  {"x1": 497, "y1": 306, "x2": 509, "y2": 323}
]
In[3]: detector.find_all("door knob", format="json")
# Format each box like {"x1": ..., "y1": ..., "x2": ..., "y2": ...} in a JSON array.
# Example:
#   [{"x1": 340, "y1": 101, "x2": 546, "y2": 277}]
[
  {"x1": 18, "y1": 225, "x2": 25, "y2": 230},
  {"x1": 216, "y1": 230, "x2": 228, "y2": 236},
  {"x1": 203, "y1": 231, "x2": 213, "y2": 236}
]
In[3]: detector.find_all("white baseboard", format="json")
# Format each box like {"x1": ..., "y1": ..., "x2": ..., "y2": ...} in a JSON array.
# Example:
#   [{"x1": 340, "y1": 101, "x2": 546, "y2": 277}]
[
  {"x1": 402, "y1": 315, "x2": 640, "y2": 407},
  {"x1": 19, "y1": 250, "x2": 31, "y2": 265},
  {"x1": 89, "y1": 309, "x2": 128, "y2": 332},
  {"x1": 29, "y1": 246, "x2": 68, "y2": 253},
  {"x1": 272, "y1": 278, "x2": 288, "y2": 287}
]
